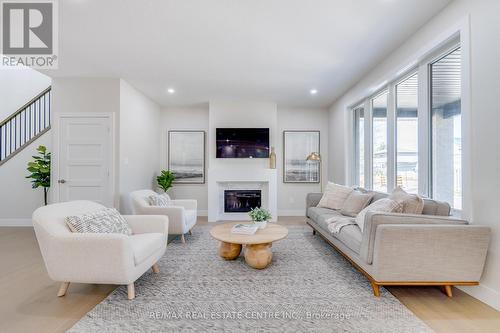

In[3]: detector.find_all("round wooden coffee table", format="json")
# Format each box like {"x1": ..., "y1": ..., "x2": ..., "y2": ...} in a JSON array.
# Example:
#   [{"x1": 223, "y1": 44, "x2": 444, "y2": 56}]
[{"x1": 209, "y1": 222, "x2": 288, "y2": 269}]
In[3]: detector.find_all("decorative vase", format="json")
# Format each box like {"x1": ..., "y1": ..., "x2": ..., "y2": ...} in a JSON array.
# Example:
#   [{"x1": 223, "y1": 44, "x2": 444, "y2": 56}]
[
  {"x1": 253, "y1": 221, "x2": 267, "y2": 229},
  {"x1": 269, "y1": 147, "x2": 276, "y2": 169}
]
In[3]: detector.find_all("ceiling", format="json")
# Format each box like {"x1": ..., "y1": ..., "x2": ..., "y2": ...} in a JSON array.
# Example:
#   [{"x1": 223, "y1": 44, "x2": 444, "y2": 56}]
[{"x1": 44, "y1": 0, "x2": 452, "y2": 108}]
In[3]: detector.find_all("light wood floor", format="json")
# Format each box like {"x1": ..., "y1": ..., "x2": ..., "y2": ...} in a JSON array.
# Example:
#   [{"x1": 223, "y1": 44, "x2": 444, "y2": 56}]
[{"x1": 1, "y1": 218, "x2": 498, "y2": 333}]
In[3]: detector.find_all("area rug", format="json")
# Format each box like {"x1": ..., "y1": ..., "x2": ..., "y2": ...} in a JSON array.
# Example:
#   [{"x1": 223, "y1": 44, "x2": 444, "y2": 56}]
[{"x1": 68, "y1": 225, "x2": 433, "y2": 332}]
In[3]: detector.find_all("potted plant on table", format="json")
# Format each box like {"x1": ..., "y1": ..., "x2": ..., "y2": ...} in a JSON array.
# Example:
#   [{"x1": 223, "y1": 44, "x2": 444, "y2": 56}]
[{"x1": 248, "y1": 207, "x2": 272, "y2": 229}]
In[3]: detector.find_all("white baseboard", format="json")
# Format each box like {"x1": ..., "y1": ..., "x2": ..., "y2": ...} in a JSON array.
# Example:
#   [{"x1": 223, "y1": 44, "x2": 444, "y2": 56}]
[
  {"x1": 0, "y1": 218, "x2": 32, "y2": 227},
  {"x1": 197, "y1": 210, "x2": 208, "y2": 217},
  {"x1": 278, "y1": 210, "x2": 306, "y2": 217},
  {"x1": 458, "y1": 284, "x2": 500, "y2": 311}
]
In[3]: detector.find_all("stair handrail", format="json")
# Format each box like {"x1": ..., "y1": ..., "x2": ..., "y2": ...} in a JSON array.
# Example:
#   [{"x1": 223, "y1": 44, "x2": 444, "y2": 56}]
[{"x1": 0, "y1": 86, "x2": 52, "y2": 128}]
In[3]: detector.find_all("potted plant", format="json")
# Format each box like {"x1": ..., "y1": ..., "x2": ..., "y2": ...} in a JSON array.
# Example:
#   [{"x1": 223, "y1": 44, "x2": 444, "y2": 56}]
[
  {"x1": 26, "y1": 145, "x2": 51, "y2": 205},
  {"x1": 248, "y1": 207, "x2": 272, "y2": 229},
  {"x1": 156, "y1": 170, "x2": 175, "y2": 193}
]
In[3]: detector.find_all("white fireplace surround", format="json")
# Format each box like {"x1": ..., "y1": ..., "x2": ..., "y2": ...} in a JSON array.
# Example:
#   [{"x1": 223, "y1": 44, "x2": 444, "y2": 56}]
[{"x1": 208, "y1": 168, "x2": 277, "y2": 222}]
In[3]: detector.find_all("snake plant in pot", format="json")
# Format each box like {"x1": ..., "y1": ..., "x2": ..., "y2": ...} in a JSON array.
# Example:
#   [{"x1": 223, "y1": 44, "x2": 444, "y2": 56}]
[{"x1": 248, "y1": 207, "x2": 272, "y2": 229}]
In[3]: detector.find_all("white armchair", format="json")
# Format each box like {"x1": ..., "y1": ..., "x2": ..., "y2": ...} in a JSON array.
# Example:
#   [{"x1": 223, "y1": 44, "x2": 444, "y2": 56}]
[
  {"x1": 32, "y1": 200, "x2": 169, "y2": 300},
  {"x1": 130, "y1": 189, "x2": 197, "y2": 243}
]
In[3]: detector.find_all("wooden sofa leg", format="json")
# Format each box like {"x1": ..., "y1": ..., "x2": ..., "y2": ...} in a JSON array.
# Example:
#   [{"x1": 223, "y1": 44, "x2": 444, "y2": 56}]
[
  {"x1": 181, "y1": 234, "x2": 186, "y2": 243},
  {"x1": 127, "y1": 283, "x2": 135, "y2": 300},
  {"x1": 370, "y1": 282, "x2": 380, "y2": 297},
  {"x1": 57, "y1": 282, "x2": 70, "y2": 297},
  {"x1": 443, "y1": 285, "x2": 453, "y2": 297},
  {"x1": 312, "y1": 229, "x2": 316, "y2": 235},
  {"x1": 188, "y1": 229, "x2": 193, "y2": 235},
  {"x1": 152, "y1": 263, "x2": 160, "y2": 274}
]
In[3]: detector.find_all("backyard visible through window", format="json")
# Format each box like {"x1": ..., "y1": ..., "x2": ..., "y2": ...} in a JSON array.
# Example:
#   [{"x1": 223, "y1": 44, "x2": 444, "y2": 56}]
[
  {"x1": 354, "y1": 106, "x2": 365, "y2": 187},
  {"x1": 431, "y1": 47, "x2": 462, "y2": 209},
  {"x1": 372, "y1": 91, "x2": 388, "y2": 192},
  {"x1": 396, "y1": 73, "x2": 418, "y2": 193}
]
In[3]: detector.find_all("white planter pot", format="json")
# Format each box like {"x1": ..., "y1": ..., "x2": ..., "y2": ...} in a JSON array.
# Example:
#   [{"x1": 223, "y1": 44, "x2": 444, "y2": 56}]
[{"x1": 253, "y1": 221, "x2": 267, "y2": 229}]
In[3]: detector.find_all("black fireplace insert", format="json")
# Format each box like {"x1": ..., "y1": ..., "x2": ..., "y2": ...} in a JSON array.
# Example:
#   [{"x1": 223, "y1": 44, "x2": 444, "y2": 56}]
[{"x1": 224, "y1": 190, "x2": 261, "y2": 213}]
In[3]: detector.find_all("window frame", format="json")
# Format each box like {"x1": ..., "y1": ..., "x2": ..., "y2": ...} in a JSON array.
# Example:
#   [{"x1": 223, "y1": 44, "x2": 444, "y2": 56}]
[{"x1": 348, "y1": 32, "x2": 468, "y2": 215}]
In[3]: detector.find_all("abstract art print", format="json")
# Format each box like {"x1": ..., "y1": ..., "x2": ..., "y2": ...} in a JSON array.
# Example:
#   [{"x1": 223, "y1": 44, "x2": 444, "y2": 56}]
[
  {"x1": 283, "y1": 130, "x2": 320, "y2": 183},
  {"x1": 168, "y1": 131, "x2": 205, "y2": 184}
]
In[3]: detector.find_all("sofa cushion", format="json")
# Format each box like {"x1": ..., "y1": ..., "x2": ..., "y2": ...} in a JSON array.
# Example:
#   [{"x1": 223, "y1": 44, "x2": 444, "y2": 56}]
[
  {"x1": 317, "y1": 182, "x2": 353, "y2": 210},
  {"x1": 331, "y1": 224, "x2": 363, "y2": 254},
  {"x1": 65, "y1": 208, "x2": 132, "y2": 235},
  {"x1": 130, "y1": 233, "x2": 165, "y2": 265},
  {"x1": 340, "y1": 190, "x2": 374, "y2": 217},
  {"x1": 307, "y1": 207, "x2": 363, "y2": 254},
  {"x1": 388, "y1": 187, "x2": 424, "y2": 214},
  {"x1": 355, "y1": 199, "x2": 403, "y2": 232}
]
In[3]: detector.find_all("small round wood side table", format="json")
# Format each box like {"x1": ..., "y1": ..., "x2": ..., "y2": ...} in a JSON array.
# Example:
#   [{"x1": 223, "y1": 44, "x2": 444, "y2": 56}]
[{"x1": 209, "y1": 222, "x2": 288, "y2": 269}]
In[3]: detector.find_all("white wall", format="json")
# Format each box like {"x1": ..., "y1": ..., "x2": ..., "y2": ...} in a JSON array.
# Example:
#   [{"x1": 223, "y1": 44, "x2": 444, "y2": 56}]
[
  {"x1": 0, "y1": 68, "x2": 51, "y2": 120},
  {"x1": 328, "y1": 0, "x2": 500, "y2": 310},
  {"x1": 159, "y1": 103, "x2": 329, "y2": 216},
  {"x1": 119, "y1": 80, "x2": 161, "y2": 214},
  {"x1": 0, "y1": 68, "x2": 51, "y2": 224},
  {"x1": 208, "y1": 100, "x2": 278, "y2": 170},
  {"x1": 277, "y1": 107, "x2": 329, "y2": 215},
  {"x1": 160, "y1": 104, "x2": 209, "y2": 215}
]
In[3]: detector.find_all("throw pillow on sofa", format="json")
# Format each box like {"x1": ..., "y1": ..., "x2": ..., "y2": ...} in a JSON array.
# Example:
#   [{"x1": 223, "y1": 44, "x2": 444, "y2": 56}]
[
  {"x1": 149, "y1": 194, "x2": 171, "y2": 207},
  {"x1": 66, "y1": 208, "x2": 132, "y2": 235},
  {"x1": 340, "y1": 190, "x2": 374, "y2": 217},
  {"x1": 355, "y1": 198, "x2": 403, "y2": 232},
  {"x1": 388, "y1": 186, "x2": 424, "y2": 214},
  {"x1": 317, "y1": 182, "x2": 354, "y2": 210}
]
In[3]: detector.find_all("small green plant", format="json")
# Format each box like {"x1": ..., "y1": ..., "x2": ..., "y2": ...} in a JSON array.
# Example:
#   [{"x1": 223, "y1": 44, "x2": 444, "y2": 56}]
[
  {"x1": 248, "y1": 207, "x2": 272, "y2": 222},
  {"x1": 156, "y1": 170, "x2": 175, "y2": 192},
  {"x1": 26, "y1": 145, "x2": 51, "y2": 205}
]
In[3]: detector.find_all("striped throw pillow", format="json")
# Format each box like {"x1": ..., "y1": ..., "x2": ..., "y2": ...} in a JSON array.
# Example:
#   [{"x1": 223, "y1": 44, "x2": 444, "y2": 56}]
[
  {"x1": 66, "y1": 208, "x2": 132, "y2": 235},
  {"x1": 149, "y1": 194, "x2": 171, "y2": 207}
]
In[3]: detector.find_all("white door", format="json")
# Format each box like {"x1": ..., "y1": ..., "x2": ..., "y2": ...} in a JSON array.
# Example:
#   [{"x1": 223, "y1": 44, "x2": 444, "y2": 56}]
[{"x1": 58, "y1": 115, "x2": 113, "y2": 206}]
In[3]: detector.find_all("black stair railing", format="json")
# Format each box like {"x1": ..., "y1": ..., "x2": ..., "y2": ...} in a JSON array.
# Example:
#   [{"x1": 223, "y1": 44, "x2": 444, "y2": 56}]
[{"x1": 0, "y1": 86, "x2": 51, "y2": 166}]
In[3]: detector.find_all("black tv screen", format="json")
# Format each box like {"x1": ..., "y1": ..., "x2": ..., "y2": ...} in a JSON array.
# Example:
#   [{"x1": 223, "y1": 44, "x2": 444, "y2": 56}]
[{"x1": 216, "y1": 128, "x2": 269, "y2": 158}]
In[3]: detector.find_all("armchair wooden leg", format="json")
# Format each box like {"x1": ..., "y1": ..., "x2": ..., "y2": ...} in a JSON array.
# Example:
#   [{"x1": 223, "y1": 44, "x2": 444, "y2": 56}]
[
  {"x1": 127, "y1": 283, "x2": 135, "y2": 300},
  {"x1": 443, "y1": 285, "x2": 453, "y2": 297},
  {"x1": 152, "y1": 263, "x2": 160, "y2": 274},
  {"x1": 57, "y1": 282, "x2": 70, "y2": 297},
  {"x1": 370, "y1": 282, "x2": 380, "y2": 297},
  {"x1": 188, "y1": 229, "x2": 192, "y2": 235},
  {"x1": 181, "y1": 234, "x2": 186, "y2": 243}
]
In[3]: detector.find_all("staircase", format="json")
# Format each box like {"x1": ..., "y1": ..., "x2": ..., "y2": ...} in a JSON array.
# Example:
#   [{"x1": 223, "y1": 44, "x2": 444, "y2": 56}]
[{"x1": 0, "y1": 87, "x2": 51, "y2": 166}]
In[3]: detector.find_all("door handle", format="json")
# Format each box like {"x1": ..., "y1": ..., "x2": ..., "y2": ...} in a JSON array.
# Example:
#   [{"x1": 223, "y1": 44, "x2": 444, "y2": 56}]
[{"x1": 58, "y1": 179, "x2": 66, "y2": 184}]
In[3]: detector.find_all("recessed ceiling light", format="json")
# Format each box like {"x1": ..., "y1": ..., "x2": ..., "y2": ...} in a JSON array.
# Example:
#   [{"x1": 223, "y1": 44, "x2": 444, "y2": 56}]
[
  {"x1": 310, "y1": 89, "x2": 318, "y2": 95},
  {"x1": 167, "y1": 88, "x2": 175, "y2": 94}
]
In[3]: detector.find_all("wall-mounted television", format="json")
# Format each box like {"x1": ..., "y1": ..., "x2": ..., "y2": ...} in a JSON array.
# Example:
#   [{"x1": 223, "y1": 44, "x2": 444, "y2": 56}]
[{"x1": 216, "y1": 128, "x2": 269, "y2": 158}]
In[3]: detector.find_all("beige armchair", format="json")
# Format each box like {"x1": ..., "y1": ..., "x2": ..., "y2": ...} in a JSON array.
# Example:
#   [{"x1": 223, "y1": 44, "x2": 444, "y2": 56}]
[
  {"x1": 130, "y1": 189, "x2": 197, "y2": 243},
  {"x1": 32, "y1": 200, "x2": 169, "y2": 300}
]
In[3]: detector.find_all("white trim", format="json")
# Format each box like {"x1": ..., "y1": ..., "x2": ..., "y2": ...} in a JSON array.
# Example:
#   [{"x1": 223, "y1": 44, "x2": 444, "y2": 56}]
[
  {"x1": 278, "y1": 210, "x2": 306, "y2": 217},
  {"x1": 197, "y1": 210, "x2": 208, "y2": 217},
  {"x1": 458, "y1": 284, "x2": 500, "y2": 311},
  {"x1": 387, "y1": 83, "x2": 396, "y2": 191},
  {"x1": 0, "y1": 218, "x2": 32, "y2": 227}
]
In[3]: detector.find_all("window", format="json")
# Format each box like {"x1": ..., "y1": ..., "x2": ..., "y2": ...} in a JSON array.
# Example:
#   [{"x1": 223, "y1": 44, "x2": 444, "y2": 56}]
[
  {"x1": 350, "y1": 40, "x2": 464, "y2": 210},
  {"x1": 372, "y1": 91, "x2": 388, "y2": 192},
  {"x1": 430, "y1": 47, "x2": 462, "y2": 209},
  {"x1": 396, "y1": 73, "x2": 418, "y2": 193},
  {"x1": 353, "y1": 105, "x2": 365, "y2": 187}
]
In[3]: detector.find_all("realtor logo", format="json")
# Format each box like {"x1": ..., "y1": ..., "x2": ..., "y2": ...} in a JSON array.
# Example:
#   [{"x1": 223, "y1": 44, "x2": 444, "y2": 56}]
[{"x1": 1, "y1": 0, "x2": 58, "y2": 68}]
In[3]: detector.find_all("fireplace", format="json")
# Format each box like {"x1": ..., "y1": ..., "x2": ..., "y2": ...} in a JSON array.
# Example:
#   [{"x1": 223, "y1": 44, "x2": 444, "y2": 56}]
[{"x1": 224, "y1": 190, "x2": 261, "y2": 213}]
